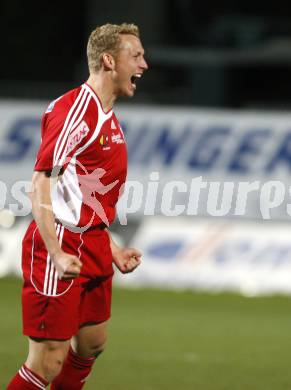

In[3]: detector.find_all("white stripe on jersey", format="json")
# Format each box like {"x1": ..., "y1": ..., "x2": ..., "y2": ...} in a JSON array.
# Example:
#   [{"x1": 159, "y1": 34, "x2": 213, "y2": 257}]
[
  {"x1": 57, "y1": 91, "x2": 92, "y2": 167},
  {"x1": 44, "y1": 223, "x2": 61, "y2": 295},
  {"x1": 83, "y1": 83, "x2": 112, "y2": 117},
  {"x1": 52, "y1": 225, "x2": 65, "y2": 296},
  {"x1": 43, "y1": 253, "x2": 51, "y2": 295},
  {"x1": 74, "y1": 85, "x2": 113, "y2": 157},
  {"x1": 45, "y1": 224, "x2": 66, "y2": 296},
  {"x1": 30, "y1": 226, "x2": 74, "y2": 297},
  {"x1": 53, "y1": 86, "x2": 86, "y2": 165},
  {"x1": 53, "y1": 86, "x2": 89, "y2": 167}
]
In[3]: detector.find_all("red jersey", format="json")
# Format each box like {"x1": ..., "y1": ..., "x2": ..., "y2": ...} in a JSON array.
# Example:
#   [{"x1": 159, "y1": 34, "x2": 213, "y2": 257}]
[{"x1": 35, "y1": 83, "x2": 127, "y2": 229}]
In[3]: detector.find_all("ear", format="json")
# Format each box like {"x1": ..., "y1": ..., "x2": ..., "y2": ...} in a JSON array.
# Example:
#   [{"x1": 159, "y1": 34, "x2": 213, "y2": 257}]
[{"x1": 102, "y1": 53, "x2": 115, "y2": 70}]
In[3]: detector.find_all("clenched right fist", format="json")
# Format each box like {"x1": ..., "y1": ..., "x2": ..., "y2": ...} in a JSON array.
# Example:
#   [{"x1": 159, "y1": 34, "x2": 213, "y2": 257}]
[{"x1": 51, "y1": 251, "x2": 83, "y2": 280}]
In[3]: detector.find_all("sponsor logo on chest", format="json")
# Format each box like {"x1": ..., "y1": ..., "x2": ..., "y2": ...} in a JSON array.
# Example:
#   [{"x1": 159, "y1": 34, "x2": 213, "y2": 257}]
[
  {"x1": 66, "y1": 120, "x2": 89, "y2": 153},
  {"x1": 99, "y1": 119, "x2": 125, "y2": 150},
  {"x1": 111, "y1": 119, "x2": 125, "y2": 144},
  {"x1": 111, "y1": 132, "x2": 125, "y2": 144}
]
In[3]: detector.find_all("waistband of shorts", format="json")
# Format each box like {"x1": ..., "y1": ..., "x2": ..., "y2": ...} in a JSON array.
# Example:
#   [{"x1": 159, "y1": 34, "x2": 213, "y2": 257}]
[{"x1": 55, "y1": 219, "x2": 108, "y2": 232}]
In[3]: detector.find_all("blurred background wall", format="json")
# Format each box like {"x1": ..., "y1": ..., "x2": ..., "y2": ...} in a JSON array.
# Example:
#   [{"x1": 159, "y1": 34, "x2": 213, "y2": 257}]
[
  {"x1": 2, "y1": 0, "x2": 291, "y2": 108},
  {"x1": 1, "y1": 1, "x2": 291, "y2": 295}
]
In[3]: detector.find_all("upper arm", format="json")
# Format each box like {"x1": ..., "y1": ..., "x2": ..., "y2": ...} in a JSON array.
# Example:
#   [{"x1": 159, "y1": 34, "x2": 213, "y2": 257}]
[{"x1": 30, "y1": 171, "x2": 55, "y2": 205}]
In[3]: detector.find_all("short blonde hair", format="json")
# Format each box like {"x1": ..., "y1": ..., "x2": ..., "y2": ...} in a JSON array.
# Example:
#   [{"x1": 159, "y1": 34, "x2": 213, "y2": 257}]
[{"x1": 87, "y1": 23, "x2": 140, "y2": 73}]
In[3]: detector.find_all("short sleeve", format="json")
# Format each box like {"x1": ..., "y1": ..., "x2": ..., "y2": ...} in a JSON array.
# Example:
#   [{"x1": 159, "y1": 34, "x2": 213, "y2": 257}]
[{"x1": 34, "y1": 102, "x2": 92, "y2": 175}]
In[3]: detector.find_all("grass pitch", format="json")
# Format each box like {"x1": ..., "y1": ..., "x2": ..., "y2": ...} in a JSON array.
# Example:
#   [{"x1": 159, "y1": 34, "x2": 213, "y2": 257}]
[{"x1": 1, "y1": 277, "x2": 291, "y2": 389}]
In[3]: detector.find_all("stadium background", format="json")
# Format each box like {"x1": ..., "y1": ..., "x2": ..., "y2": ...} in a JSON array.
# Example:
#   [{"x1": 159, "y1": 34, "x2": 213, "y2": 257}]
[{"x1": 1, "y1": 1, "x2": 291, "y2": 389}]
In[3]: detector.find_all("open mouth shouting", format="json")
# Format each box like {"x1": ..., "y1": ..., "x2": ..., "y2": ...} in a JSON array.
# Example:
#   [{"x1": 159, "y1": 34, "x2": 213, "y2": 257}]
[{"x1": 130, "y1": 73, "x2": 142, "y2": 90}]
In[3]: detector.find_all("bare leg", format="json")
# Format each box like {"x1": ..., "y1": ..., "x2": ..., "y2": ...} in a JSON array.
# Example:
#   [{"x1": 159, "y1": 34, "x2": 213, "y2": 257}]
[
  {"x1": 50, "y1": 322, "x2": 108, "y2": 389},
  {"x1": 25, "y1": 338, "x2": 71, "y2": 382},
  {"x1": 71, "y1": 320, "x2": 108, "y2": 358}
]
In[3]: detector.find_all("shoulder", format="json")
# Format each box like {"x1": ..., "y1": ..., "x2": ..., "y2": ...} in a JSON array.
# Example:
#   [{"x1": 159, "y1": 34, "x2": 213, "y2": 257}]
[
  {"x1": 42, "y1": 85, "x2": 99, "y2": 133},
  {"x1": 44, "y1": 85, "x2": 83, "y2": 118}
]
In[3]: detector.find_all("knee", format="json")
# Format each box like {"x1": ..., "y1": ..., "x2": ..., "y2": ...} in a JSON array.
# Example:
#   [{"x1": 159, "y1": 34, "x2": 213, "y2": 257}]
[
  {"x1": 89, "y1": 334, "x2": 107, "y2": 358},
  {"x1": 42, "y1": 343, "x2": 68, "y2": 381},
  {"x1": 74, "y1": 334, "x2": 107, "y2": 359},
  {"x1": 73, "y1": 323, "x2": 109, "y2": 359},
  {"x1": 43, "y1": 355, "x2": 63, "y2": 381},
  {"x1": 93, "y1": 342, "x2": 106, "y2": 357}
]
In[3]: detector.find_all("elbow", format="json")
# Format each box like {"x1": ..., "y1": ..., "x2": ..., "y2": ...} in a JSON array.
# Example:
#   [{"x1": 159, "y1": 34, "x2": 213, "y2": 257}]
[{"x1": 30, "y1": 172, "x2": 52, "y2": 214}]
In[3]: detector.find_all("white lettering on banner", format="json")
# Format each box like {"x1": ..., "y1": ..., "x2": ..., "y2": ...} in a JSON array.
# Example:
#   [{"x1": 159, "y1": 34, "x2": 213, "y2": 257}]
[
  {"x1": 259, "y1": 181, "x2": 286, "y2": 219},
  {"x1": 144, "y1": 171, "x2": 159, "y2": 216},
  {"x1": 0, "y1": 219, "x2": 27, "y2": 277},
  {"x1": 186, "y1": 177, "x2": 208, "y2": 215},
  {"x1": 234, "y1": 182, "x2": 260, "y2": 215},
  {"x1": 5, "y1": 173, "x2": 291, "y2": 221},
  {"x1": 118, "y1": 181, "x2": 144, "y2": 225},
  {"x1": 10, "y1": 181, "x2": 32, "y2": 216},
  {"x1": 0, "y1": 181, "x2": 7, "y2": 209},
  {"x1": 206, "y1": 182, "x2": 235, "y2": 217},
  {"x1": 161, "y1": 182, "x2": 187, "y2": 217}
]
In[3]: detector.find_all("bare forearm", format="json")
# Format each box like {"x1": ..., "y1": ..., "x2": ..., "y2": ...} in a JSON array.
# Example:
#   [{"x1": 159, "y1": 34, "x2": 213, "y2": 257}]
[
  {"x1": 106, "y1": 229, "x2": 120, "y2": 257},
  {"x1": 106, "y1": 229, "x2": 121, "y2": 259},
  {"x1": 30, "y1": 171, "x2": 82, "y2": 280},
  {"x1": 30, "y1": 172, "x2": 62, "y2": 258}
]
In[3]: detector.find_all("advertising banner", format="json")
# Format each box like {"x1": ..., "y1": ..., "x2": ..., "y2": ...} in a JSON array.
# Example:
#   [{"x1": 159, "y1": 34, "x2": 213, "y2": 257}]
[
  {"x1": 116, "y1": 216, "x2": 291, "y2": 296},
  {"x1": 1, "y1": 100, "x2": 291, "y2": 220}
]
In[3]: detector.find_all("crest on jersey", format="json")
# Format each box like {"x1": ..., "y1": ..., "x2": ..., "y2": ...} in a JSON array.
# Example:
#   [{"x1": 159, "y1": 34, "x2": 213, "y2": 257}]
[{"x1": 99, "y1": 133, "x2": 110, "y2": 150}]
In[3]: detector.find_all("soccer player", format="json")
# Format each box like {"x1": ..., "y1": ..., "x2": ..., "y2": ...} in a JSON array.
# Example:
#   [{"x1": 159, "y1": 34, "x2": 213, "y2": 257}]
[{"x1": 7, "y1": 23, "x2": 148, "y2": 389}]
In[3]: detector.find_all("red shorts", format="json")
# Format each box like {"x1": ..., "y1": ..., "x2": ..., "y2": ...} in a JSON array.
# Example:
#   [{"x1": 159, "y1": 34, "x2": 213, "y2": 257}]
[{"x1": 21, "y1": 220, "x2": 114, "y2": 340}]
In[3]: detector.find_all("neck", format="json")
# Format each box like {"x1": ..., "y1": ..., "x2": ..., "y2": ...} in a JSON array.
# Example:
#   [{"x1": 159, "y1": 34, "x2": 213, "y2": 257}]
[{"x1": 86, "y1": 73, "x2": 116, "y2": 112}]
